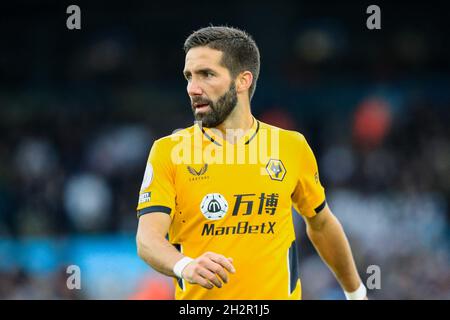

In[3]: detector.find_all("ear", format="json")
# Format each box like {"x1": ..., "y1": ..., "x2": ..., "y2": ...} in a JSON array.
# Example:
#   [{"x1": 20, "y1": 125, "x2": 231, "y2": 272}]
[{"x1": 235, "y1": 71, "x2": 253, "y2": 94}]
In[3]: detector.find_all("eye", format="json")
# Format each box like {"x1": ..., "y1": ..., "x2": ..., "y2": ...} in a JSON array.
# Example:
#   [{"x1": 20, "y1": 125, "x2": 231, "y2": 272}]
[{"x1": 199, "y1": 70, "x2": 214, "y2": 78}]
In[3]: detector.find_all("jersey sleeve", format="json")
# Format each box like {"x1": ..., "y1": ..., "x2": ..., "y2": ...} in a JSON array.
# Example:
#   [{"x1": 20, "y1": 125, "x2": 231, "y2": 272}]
[
  {"x1": 291, "y1": 134, "x2": 326, "y2": 218},
  {"x1": 136, "y1": 139, "x2": 176, "y2": 218}
]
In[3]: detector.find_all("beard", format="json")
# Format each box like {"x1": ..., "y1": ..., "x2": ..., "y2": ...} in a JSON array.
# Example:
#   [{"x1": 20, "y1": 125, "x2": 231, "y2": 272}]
[{"x1": 191, "y1": 82, "x2": 238, "y2": 128}]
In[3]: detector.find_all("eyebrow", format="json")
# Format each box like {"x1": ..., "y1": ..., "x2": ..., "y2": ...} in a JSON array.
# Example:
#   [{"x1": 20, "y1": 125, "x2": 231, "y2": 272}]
[{"x1": 183, "y1": 68, "x2": 216, "y2": 78}]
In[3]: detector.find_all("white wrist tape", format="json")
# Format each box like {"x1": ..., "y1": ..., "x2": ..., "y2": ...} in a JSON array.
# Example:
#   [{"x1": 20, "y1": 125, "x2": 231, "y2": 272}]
[
  {"x1": 173, "y1": 257, "x2": 194, "y2": 279},
  {"x1": 344, "y1": 282, "x2": 367, "y2": 300}
]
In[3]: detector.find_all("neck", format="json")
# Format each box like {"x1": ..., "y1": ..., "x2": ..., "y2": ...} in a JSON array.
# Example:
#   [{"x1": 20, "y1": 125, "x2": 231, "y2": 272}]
[{"x1": 215, "y1": 98, "x2": 254, "y2": 144}]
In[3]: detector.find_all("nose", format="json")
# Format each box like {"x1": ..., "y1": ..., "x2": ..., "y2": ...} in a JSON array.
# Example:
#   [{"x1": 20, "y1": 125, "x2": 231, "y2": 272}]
[{"x1": 187, "y1": 79, "x2": 203, "y2": 97}]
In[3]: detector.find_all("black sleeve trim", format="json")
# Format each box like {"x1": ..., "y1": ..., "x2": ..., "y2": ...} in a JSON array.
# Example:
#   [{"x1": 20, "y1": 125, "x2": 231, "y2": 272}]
[
  {"x1": 137, "y1": 205, "x2": 172, "y2": 218},
  {"x1": 314, "y1": 200, "x2": 327, "y2": 213}
]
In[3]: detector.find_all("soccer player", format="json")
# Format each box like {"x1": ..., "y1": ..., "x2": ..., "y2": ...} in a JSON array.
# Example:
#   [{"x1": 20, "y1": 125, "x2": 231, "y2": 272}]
[{"x1": 136, "y1": 26, "x2": 367, "y2": 300}]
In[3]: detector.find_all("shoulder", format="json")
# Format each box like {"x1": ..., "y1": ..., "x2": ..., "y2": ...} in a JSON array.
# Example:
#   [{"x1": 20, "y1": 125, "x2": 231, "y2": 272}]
[
  {"x1": 257, "y1": 120, "x2": 307, "y2": 147},
  {"x1": 148, "y1": 125, "x2": 196, "y2": 160},
  {"x1": 152, "y1": 125, "x2": 196, "y2": 147}
]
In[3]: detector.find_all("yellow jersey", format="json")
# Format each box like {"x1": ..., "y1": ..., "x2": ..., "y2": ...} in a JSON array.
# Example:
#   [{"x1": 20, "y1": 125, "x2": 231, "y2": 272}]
[{"x1": 136, "y1": 118, "x2": 326, "y2": 300}]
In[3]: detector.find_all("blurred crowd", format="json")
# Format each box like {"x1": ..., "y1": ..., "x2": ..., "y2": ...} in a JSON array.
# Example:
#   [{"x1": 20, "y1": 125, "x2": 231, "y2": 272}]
[
  {"x1": 293, "y1": 102, "x2": 450, "y2": 300},
  {"x1": 0, "y1": 1, "x2": 449, "y2": 299},
  {"x1": 0, "y1": 267, "x2": 84, "y2": 300}
]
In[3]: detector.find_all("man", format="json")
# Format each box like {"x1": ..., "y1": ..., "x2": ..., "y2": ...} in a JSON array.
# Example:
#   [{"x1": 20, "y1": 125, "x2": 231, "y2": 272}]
[{"x1": 136, "y1": 26, "x2": 367, "y2": 300}]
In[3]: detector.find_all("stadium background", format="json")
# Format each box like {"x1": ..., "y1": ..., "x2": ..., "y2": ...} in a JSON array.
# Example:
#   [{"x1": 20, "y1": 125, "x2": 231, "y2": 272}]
[{"x1": 0, "y1": 1, "x2": 449, "y2": 299}]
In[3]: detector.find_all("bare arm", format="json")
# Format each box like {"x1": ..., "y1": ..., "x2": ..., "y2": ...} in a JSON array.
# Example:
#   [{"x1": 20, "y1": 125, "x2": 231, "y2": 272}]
[
  {"x1": 303, "y1": 203, "x2": 365, "y2": 295},
  {"x1": 136, "y1": 213, "x2": 235, "y2": 289},
  {"x1": 136, "y1": 212, "x2": 184, "y2": 277}
]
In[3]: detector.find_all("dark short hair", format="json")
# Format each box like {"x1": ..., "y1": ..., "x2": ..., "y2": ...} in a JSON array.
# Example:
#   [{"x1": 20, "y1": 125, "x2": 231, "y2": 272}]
[{"x1": 184, "y1": 26, "x2": 260, "y2": 100}]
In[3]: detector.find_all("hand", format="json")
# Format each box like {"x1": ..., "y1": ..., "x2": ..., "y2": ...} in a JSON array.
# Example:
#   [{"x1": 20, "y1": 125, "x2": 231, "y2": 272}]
[{"x1": 181, "y1": 251, "x2": 235, "y2": 289}]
